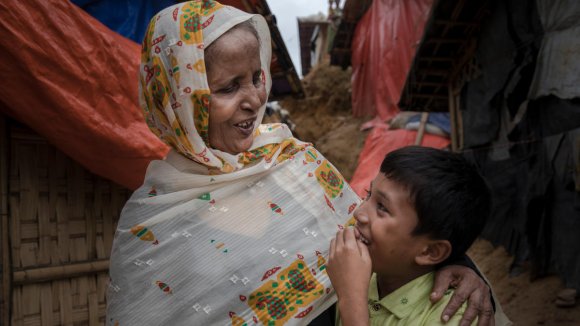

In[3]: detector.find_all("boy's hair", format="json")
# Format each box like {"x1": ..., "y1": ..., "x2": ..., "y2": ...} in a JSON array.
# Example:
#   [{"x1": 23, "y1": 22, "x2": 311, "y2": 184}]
[{"x1": 380, "y1": 146, "x2": 491, "y2": 262}]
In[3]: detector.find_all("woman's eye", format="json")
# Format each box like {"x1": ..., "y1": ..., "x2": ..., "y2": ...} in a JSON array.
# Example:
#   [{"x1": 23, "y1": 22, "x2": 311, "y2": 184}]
[
  {"x1": 219, "y1": 84, "x2": 237, "y2": 93},
  {"x1": 253, "y1": 73, "x2": 262, "y2": 86}
]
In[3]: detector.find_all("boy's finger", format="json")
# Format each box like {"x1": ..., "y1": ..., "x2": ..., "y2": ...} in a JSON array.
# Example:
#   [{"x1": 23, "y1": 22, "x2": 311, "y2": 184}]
[
  {"x1": 335, "y1": 229, "x2": 344, "y2": 248},
  {"x1": 356, "y1": 236, "x2": 369, "y2": 258},
  {"x1": 344, "y1": 227, "x2": 356, "y2": 245},
  {"x1": 329, "y1": 238, "x2": 336, "y2": 260}
]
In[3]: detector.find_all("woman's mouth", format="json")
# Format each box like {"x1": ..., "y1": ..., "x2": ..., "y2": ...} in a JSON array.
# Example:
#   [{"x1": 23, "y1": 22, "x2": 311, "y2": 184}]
[{"x1": 234, "y1": 119, "x2": 255, "y2": 136}]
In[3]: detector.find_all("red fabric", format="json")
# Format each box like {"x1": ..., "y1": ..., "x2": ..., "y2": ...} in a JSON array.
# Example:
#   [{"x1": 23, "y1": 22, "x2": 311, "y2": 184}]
[
  {"x1": 350, "y1": 0, "x2": 433, "y2": 121},
  {"x1": 349, "y1": 125, "x2": 450, "y2": 198},
  {"x1": 0, "y1": 0, "x2": 169, "y2": 190}
]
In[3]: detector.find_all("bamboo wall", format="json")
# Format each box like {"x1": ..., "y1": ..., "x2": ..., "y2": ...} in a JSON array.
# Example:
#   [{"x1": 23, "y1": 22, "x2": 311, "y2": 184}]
[{"x1": 1, "y1": 118, "x2": 130, "y2": 325}]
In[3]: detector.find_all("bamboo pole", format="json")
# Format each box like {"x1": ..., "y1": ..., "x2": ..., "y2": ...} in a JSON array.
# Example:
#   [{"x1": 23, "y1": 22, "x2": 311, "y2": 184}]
[
  {"x1": 448, "y1": 83, "x2": 458, "y2": 152},
  {"x1": 1, "y1": 115, "x2": 11, "y2": 326},
  {"x1": 12, "y1": 260, "x2": 109, "y2": 285},
  {"x1": 414, "y1": 112, "x2": 430, "y2": 146},
  {"x1": 455, "y1": 92, "x2": 464, "y2": 151}
]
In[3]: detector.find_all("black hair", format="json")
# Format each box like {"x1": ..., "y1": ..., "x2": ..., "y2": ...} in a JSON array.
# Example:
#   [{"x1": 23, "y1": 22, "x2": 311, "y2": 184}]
[
  {"x1": 205, "y1": 20, "x2": 260, "y2": 70},
  {"x1": 379, "y1": 146, "x2": 491, "y2": 263}
]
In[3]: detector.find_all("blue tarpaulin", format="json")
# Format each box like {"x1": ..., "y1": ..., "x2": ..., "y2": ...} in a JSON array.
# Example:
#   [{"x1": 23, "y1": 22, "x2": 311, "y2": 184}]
[{"x1": 71, "y1": 0, "x2": 177, "y2": 43}]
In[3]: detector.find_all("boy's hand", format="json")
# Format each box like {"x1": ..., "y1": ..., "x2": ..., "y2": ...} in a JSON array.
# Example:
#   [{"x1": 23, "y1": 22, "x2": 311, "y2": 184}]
[
  {"x1": 327, "y1": 227, "x2": 371, "y2": 326},
  {"x1": 431, "y1": 265, "x2": 494, "y2": 326}
]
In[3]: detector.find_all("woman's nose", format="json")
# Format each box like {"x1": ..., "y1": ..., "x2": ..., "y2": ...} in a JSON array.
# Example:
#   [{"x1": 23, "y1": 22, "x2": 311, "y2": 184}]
[{"x1": 241, "y1": 85, "x2": 264, "y2": 111}]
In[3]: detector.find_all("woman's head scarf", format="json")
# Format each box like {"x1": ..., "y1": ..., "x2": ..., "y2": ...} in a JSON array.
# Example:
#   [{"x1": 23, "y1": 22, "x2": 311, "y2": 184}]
[
  {"x1": 140, "y1": 0, "x2": 296, "y2": 173},
  {"x1": 108, "y1": 2, "x2": 361, "y2": 325}
]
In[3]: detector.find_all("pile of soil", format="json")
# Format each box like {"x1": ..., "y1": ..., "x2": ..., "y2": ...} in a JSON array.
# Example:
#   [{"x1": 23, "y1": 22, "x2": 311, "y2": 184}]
[
  {"x1": 277, "y1": 62, "x2": 580, "y2": 325},
  {"x1": 469, "y1": 240, "x2": 580, "y2": 325}
]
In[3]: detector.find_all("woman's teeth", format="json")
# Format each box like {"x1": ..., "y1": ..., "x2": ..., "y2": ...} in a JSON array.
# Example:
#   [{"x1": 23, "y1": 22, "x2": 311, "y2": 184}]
[{"x1": 235, "y1": 120, "x2": 254, "y2": 129}]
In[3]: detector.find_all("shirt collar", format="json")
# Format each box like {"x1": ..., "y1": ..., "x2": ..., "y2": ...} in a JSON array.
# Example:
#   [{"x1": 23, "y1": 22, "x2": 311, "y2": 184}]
[{"x1": 369, "y1": 272, "x2": 435, "y2": 319}]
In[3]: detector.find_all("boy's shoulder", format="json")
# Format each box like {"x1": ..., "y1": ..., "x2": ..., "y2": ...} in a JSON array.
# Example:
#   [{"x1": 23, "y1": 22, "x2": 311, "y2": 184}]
[{"x1": 369, "y1": 272, "x2": 471, "y2": 326}]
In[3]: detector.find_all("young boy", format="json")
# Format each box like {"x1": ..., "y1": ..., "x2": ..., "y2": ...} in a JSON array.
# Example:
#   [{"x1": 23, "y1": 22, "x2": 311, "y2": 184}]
[{"x1": 327, "y1": 146, "x2": 511, "y2": 325}]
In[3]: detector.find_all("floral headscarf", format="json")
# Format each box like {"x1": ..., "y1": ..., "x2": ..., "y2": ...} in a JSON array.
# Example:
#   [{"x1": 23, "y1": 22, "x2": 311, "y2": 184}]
[
  {"x1": 107, "y1": 2, "x2": 361, "y2": 325},
  {"x1": 140, "y1": 0, "x2": 302, "y2": 173}
]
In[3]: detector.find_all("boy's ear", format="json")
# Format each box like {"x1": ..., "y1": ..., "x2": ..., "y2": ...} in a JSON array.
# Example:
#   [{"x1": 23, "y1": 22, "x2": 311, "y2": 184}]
[{"x1": 415, "y1": 240, "x2": 452, "y2": 266}]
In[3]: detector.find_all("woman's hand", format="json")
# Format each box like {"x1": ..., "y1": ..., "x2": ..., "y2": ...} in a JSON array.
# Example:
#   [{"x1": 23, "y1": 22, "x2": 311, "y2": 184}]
[
  {"x1": 327, "y1": 227, "x2": 371, "y2": 326},
  {"x1": 431, "y1": 265, "x2": 495, "y2": 326}
]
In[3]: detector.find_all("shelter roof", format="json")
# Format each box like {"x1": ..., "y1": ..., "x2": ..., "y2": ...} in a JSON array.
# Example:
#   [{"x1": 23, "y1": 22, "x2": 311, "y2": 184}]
[
  {"x1": 298, "y1": 16, "x2": 329, "y2": 76},
  {"x1": 329, "y1": 0, "x2": 373, "y2": 68},
  {"x1": 399, "y1": 0, "x2": 491, "y2": 112}
]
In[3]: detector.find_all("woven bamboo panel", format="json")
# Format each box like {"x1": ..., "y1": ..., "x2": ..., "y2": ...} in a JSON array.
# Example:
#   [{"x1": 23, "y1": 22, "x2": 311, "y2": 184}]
[{"x1": 6, "y1": 123, "x2": 130, "y2": 326}]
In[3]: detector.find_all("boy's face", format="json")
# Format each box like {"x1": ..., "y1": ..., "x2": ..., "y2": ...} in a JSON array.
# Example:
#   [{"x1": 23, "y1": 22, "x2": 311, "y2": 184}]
[
  {"x1": 206, "y1": 28, "x2": 267, "y2": 154},
  {"x1": 354, "y1": 174, "x2": 428, "y2": 276}
]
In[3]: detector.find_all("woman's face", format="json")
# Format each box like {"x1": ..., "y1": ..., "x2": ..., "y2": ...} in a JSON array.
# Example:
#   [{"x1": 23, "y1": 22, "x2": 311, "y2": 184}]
[{"x1": 206, "y1": 27, "x2": 267, "y2": 154}]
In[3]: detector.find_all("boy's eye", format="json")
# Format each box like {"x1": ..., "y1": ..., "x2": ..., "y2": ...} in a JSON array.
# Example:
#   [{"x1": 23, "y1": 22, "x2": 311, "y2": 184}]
[
  {"x1": 364, "y1": 189, "x2": 371, "y2": 200},
  {"x1": 377, "y1": 202, "x2": 390, "y2": 214}
]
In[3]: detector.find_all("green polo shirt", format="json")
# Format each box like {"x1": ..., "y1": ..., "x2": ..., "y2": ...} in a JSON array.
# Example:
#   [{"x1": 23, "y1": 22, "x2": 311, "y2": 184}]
[{"x1": 337, "y1": 272, "x2": 473, "y2": 326}]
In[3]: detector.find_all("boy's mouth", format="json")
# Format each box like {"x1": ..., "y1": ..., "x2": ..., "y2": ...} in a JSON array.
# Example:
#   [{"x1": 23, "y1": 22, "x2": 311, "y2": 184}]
[
  {"x1": 356, "y1": 227, "x2": 370, "y2": 245},
  {"x1": 359, "y1": 234, "x2": 370, "y2": 245}
]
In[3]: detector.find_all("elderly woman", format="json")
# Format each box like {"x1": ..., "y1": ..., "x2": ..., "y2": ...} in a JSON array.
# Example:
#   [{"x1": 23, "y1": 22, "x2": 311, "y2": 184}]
[{"x1": 107, "y1": 1, "x2": 495, "y2": 325}]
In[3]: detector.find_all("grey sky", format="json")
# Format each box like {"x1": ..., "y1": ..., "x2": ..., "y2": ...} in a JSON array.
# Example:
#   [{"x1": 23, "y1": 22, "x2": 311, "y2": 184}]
[{"x1": 268, "y1": 0, "x2": 329, "y2": 77}]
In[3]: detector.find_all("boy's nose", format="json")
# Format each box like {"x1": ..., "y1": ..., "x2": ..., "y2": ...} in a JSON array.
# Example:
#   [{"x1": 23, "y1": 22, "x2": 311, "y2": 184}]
[{"x1": 353, "y1": 205, "x2": 369, "y2": 224}]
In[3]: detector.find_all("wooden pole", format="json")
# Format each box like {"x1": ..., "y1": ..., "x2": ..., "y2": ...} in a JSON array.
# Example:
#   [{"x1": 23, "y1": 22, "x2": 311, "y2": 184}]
[
  {"x1": 414, "y1": 112, "x2": 430, "y2": 146},
  {"x1": 455, "y1": 93, "x2": 464, "y2": 151},
  {"x1": 448, "y1": 83, "x2": 458, "y2": 152},
  {"x1": 12, "y1": 260, "x2": 109, "y2": 285},
  {"x1": 1, "y1": 115, "x2": 11, "y2": 326}
]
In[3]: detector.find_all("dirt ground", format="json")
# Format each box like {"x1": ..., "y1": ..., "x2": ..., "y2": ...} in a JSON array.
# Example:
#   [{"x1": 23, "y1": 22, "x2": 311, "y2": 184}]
[{"x1": 277, "y1": 63, "x2": 580, "y2": 325}]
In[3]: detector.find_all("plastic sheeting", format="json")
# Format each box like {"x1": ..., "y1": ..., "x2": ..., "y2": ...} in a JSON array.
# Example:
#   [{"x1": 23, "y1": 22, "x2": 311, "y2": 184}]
[
  {"x1": 348, "y1": 126, "x2": 450, "y2": 198},
  {"x1": 0, "y1": 0, "x2": 169, "y2": 190},
  {"x1": 71, "y1": 0, "x2": 176, "y2": 43},
  {"x1": 350, "y1": 0, "x2": 433, "y2": 121},
  {"x1": 528, "y1": 0, "x2": 580, "y2": 99}
]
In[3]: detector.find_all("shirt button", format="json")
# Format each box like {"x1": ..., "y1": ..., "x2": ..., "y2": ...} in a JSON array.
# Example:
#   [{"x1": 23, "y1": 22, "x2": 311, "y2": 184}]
[{"x1": 372, "y1": 303, "x2": 381, "y2": 311}]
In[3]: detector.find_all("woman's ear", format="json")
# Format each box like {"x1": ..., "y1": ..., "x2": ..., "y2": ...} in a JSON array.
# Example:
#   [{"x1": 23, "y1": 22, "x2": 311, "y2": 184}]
[{"x1": 415, "y1": 240, "x2": 452, "y2": 266}]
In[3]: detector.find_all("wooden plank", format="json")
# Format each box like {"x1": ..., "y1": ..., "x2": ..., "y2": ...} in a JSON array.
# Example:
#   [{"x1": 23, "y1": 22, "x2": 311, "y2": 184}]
[
  {"x1": 414, "y1": 112, "x2": 430, "y2": 146},
  {"x1": 13, "y1": 260, "x2": 109, "y2": 285},
  {"x1": 20, "y1": 302, "x2": 107, "y2": 326},
  {"x1": 21, "y1": 284, "x2": 40, "y2": 318},
  {"x1": 88, "y1": 277, "x2": 98, "y2": 326},
  {"x1": 456, "y1": 94, "x2": 464, "y2": 150},
  {"x1": 12, "y1": 286, "x2": 22, "y2": 325},
  {"x1": 58, "y1": 280, "x2": 73, "y2": 326},
  {"x1": 40, "y1": 283, "x2": 53, "y2": 325},
  {"x1": 1, "y1": 116, "x2": 11, "y2": 326},
  {"x1": 448, "y1": 83, "x2": 458, "y2": 152},
  {"x1": 37, "y1": 193, "x2": 51, "y2": 266}
]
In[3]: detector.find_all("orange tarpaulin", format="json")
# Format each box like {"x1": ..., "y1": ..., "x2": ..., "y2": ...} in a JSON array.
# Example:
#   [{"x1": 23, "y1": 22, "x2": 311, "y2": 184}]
[
  {"x1": 350, "y1": 0, "x2": 433, "y2": 121},
  {"x1": 349, "y1": 125, "x2": 450, "y2": 198},
  {"x1": 0, "y1": 0, "x2": 169, "y2": 190}
]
